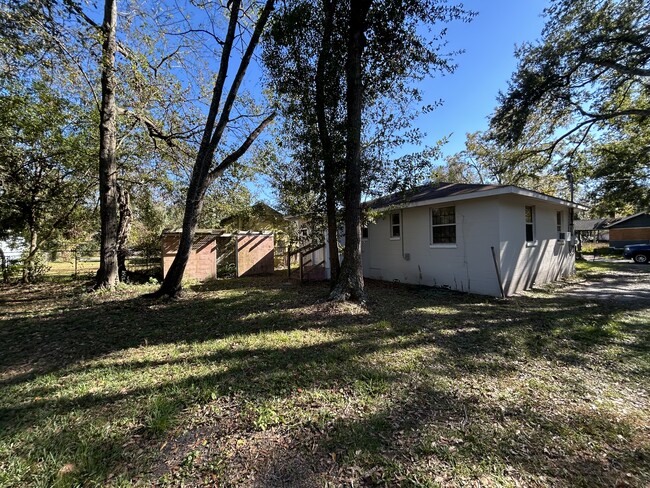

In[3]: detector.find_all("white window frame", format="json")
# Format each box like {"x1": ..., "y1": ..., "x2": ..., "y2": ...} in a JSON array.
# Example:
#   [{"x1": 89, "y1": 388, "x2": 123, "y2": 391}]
[
  {"x1": 525, "y1": 205, "x2": 536, "y2": 244},
  {"x1": 556, "y1": 211, "x2": 565, "y2": 241},
  {"x1": 430, "y1": 206, "x2": 457, "y2": 248},
  {"x1": 390, "y1": 212, "x2": 401, "y2": 240}
]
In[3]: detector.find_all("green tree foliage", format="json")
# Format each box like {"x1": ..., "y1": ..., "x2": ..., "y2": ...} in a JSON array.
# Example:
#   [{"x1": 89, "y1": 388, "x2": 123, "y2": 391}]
[
  {"x1": 492, "y1": 0, "x2": 650, "y2": 151},
  {"x1": 265, "y1": 0, "x2": 473, "y2": 300},
  {"x1": 440, "y1": 129, "x2": 570, "y2": 198},
  {"x1": 0, "y1": 80, "x2": 97, "y2": 281},
  {"x1": 488, "y1": 0, "x2": 649, "y2": 213},
  {"x1": 588, "y1": 96, "x2": 650, "y2": 214}
]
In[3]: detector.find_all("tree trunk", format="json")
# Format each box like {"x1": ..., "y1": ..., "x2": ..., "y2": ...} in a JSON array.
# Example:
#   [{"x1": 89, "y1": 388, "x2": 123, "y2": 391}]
[
  {"x1": 329, "y1": 0, "x2": 370, "y2": 302},
  {"x1": 116, "y1": 184, "x2": 132, "y2": 279},
  {"x1": 316, "y1": 0, "x2": 341, "y2": 285},
  {"x1": 95, "y1": 0, "x2": 119, "y2": 289},
  {"x1": 148, "y1": 0, "x2": 275, "y2": 298},
  {"x1": 22, "y1": 227, "x2": 38, "y2": 283},
  {"x1": 0, "y1": 247, "x2": 7, "y2": 283},
  {"x1": 153, "y1": 160, "x2": 210, "y2": 297}
]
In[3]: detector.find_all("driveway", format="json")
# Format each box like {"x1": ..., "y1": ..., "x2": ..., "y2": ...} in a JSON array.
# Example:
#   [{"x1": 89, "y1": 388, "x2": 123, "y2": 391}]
[{"x1": 564, "y1": 258, "x2": 650, "y2": 303}]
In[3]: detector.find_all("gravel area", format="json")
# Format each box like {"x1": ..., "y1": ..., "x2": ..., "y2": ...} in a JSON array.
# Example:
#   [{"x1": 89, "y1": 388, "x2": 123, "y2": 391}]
[{"x1": 566, "y1": 258, "x2": 650, "y2": 303}]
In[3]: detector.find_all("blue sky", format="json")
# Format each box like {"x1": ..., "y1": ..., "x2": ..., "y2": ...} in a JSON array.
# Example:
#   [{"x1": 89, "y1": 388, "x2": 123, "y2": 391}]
[{"x1": 418, "y1": 0, "x2": 548, "y2": 158}]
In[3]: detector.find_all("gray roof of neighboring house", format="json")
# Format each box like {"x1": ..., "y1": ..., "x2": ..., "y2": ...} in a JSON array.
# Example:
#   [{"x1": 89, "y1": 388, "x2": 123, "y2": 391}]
[
  {"x1": 365, "y1": 182, "x2": 583, "y2": 210},
  {"x1": 604, "y1": 211, "x2": 650, "y2": 229},
  {"x1": 573, "y1": 219, "x2": 610, "y2": 231}
]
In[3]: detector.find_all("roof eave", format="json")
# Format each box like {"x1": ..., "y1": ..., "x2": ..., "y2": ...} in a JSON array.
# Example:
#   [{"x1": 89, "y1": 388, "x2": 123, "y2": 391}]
[
  {"x1": 371, "y1": 185, "x2": 587, "y2": 212},
  {"x1": 604, "y1": 210, "x2": 649, "y2": 228}
]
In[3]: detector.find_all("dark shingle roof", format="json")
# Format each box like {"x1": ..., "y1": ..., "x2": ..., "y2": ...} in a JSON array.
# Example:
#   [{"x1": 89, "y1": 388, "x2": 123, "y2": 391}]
[
  {"x1": 573, "y1": 219, "x2": 609, "y2": 231},
  {"x1": 366, "y1": 182, "x2": 504, "y2": 209}
]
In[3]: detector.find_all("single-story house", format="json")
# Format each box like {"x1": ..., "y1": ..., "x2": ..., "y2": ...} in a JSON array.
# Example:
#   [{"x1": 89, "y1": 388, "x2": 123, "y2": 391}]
[
  {"x1": 360, "y1": 182, "x2": 586, "y2": 297},
  {"x1": 0, "y1": 237, "x2": 25, "y2": 262},
  {"x1": 605, "y1": 211, "x2": 650, "y2": 248},
  {"x1": 161, "y1": 229, "x2": 274, "y2": 281}
]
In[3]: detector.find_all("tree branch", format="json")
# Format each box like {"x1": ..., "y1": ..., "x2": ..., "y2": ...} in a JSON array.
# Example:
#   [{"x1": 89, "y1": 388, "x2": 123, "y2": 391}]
[{"x1": 208, "y1": 112, "x2": 276, "y2": 181}]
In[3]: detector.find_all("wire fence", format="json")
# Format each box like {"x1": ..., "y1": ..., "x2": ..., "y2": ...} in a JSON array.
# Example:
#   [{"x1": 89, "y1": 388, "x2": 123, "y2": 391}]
[
  {"x1": 46, "y1": 249, "x2": 160, "y2": 279},
  {"x1": 0, "y1": 249, "x2": 161, "y2": 282}
]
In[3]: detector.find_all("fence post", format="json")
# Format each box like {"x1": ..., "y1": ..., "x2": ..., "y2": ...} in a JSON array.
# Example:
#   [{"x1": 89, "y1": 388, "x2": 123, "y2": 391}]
[
  {"x1": 298, "y1": 251, "x2": 303, "y2": 283},
  {"x1": 74, "y1": 248, "x2": 78, "y2": 279}
]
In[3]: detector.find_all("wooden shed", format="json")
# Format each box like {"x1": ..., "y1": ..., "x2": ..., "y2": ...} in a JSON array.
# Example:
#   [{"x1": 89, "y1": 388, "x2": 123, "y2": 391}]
[{"x1": 161, "y1": 229, "x2": 274, "y2": 281}]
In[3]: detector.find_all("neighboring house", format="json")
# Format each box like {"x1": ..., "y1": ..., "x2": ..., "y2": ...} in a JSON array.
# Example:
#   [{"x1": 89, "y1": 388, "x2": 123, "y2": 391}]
[
  {"x1": 220, "y1": 202, "x2": 287, "y2": 233},
  {"x1": 605, "y1": 211, "x2": 650, "y2": 248},
  {"x1": 360, "y1": 182, "x2": 585, "y2": 297},
  {"x1": 221, "y1": 202, "x2": 296, "y2": 267},
  {"x1": 573, "y1": 219, "x2": 610, "y2": 246}
]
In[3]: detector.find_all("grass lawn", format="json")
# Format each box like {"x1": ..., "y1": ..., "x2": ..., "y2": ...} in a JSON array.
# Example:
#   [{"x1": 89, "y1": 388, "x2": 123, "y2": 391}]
[{"x1": 1, "y1": 263, "x2": 648, "y2": 487}]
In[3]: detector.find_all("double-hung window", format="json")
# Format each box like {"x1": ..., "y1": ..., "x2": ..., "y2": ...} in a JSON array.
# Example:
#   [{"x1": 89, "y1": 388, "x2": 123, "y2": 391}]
[
  {"x1": 525, "y1": 206, "x2": 535, "y2": 242},
  {"x1": 390, "y1": 212, "x2": 401, "y2": 239},
  {"x1": 431, "y1": 206, "x2": 456, "y2": 244}
]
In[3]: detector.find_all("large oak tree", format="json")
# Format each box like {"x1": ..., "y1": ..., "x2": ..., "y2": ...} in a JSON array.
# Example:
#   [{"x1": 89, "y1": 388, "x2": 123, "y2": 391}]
[{"x1": 265, "y1": 0, "x2": 473, "y2": 301}]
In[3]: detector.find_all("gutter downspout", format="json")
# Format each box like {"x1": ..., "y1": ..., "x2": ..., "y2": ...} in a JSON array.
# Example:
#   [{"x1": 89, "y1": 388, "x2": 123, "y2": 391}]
[{"x1": 401, "y1": 209, "x2": 406, "y2": 260}]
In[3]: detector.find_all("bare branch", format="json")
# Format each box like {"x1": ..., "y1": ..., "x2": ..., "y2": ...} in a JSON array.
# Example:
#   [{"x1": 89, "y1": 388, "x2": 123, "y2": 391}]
[
  {"x1": 208, "y1": 112, "x2": 276, "y2": 181},
  {"x1": 167, "y1": 29, "x2": 224, "y2": 46}
]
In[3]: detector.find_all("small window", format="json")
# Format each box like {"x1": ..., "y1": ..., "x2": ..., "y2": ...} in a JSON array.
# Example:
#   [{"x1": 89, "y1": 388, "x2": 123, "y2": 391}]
[
  {"x1": 361, "y1": 227, "x2": 369, "y2": 239},
  {"x1": 390, "y1": 212, "x2": 401, "y2": 238},
  {"x1": 525, "y1": 206, "x2": 535, "y2": 242},
  {"x1": 556, "y1": 211, "x2": 563, "y2": 236},
  {"x1": 431, "y1": 206, "x2": 456, "y2": 244}
]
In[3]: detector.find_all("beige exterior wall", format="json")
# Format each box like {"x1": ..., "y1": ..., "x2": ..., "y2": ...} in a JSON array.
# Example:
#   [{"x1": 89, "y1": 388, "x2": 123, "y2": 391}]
[
  {"x1": 497, "y1": 195, "x2": 574, "y2": 296},
  {"x1": 362, "y1": 198, "x2": 502, "y2": 296},
  {"x1": 361, "y1": 194, "x2": 575, "y2": 297}
]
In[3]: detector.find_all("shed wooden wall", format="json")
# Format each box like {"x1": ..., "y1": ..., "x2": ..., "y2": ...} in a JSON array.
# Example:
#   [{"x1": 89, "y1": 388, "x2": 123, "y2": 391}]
[
  {"x1": 162, "y1": 234, "x2": 217, "y2": 281},
  {"x1": 237, "y1": 234, "x2": 274, "y2": 276}
]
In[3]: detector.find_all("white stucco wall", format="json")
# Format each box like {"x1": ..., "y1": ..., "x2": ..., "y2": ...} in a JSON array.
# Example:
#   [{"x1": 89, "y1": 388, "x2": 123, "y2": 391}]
[
  {"x1": 361, "y1": 194, "x2": 575, "y2": 297},
  {"x1": 497, "y1": 195, "x2": 574, "y2": 296},
  {"x1": 362, "y1": 197, "x2": 503, "y2": 296}
]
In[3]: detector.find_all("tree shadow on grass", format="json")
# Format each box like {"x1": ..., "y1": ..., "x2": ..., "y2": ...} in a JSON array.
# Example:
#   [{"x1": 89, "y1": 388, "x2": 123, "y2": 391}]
[
  {"x1": 252, "y1": 382, "x2": 649, "y2": 487},
  {"x1": 0, "y1": 276, "x2": 648, "y2": 486}
]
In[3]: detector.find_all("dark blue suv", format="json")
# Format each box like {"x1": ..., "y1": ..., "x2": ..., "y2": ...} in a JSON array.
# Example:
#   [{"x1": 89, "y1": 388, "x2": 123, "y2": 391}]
[{"x1": 623, "y1": 243, "x2": 650, "y2": 263}]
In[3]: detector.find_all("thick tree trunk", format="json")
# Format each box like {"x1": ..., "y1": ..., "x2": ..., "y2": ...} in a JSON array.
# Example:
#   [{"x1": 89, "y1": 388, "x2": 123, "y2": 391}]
[
  {"x1": 329, "y1": 0, "x2": 370, "y2": 302},
  {"x1": 316, "y1": 0, "x2": 340, "y2": 285},
  {"x1": 116, "y1": 184, "x2": 132, "y2": 279},
  {"x1": 96, "y1": 0, "x2": 119, "y2": 289}
]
